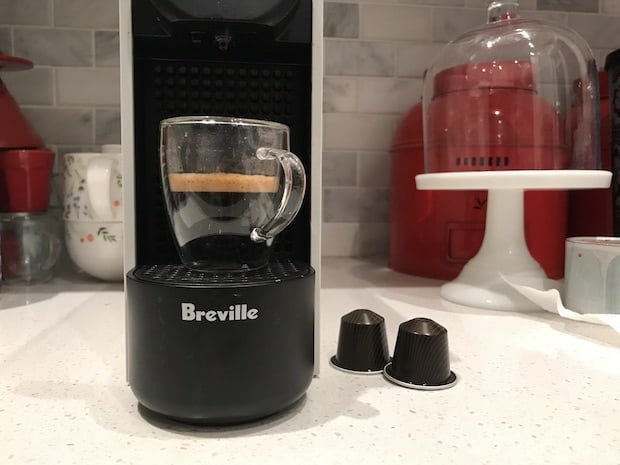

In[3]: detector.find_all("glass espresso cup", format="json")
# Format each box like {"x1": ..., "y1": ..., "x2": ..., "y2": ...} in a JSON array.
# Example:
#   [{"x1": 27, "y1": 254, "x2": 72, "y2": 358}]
[{"x1": 160, "y1": 116, "x2": 306, "y2": 272}]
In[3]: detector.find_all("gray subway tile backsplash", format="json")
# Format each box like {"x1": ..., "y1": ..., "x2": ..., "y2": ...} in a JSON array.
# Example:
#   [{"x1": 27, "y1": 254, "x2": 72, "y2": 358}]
[
  {"x1": 14, "y1": 28, "x2": 93, "y2": 67},
  {"x1": 356, "y1": 77, "x2": 422, "y2": 114},
  {"x1": 322, "y1": 152, "x2": 358, "y2": 187},
  {"x1": 2, "y1": 0, "x2": 620, "y2": 258},
  {"x1": 324, "y1": 2, "x2": 359, "y2": 38},
  {"x1": 0, "y1": 1, "x2": 53, "y2": 26},
  {"x1": 54, "y1": 0, "x2": 119, "y2": 29},
  {"x1": 431, "y1": 7, "x2": 488, "y2": 42},
  {"x1": 395, "y1": 42, "x2": 445, "y2": 78},
  {"x1": 94, "y1": 108, "x2": 121, "y2": 145},
  {"x1": 354, "y1": 188, "x2": 391, "y2": 223},
  {"x1": 360, "y1": 4, "x2": 431, "y2": 41},
  {"x1": 325, "y1": 40, "x2": 394, "y2": 76},
  {"x1": 323, "y1": 187, "x2": 362, "y2": 222},
  {"x1": 2, "y1": 68, "x2": 54, "y2": 105},
  {"x1": 21, "y1": 108, "x2": 93, "y2": 146},
  {"x1": 95, "y1": 31, "x2": 120, "y2": 67},
  {"x1": 323, "y1": 113, "x2": 397, "y2": 151},
  {"x1": 602, "y1": 0, "x2": 620, "y2": 15},
  {"x1": 323, "y1": 77, "x2": 357, "y2": 113},
  {"x1": 358, "y1": 151, "x2": 390, "y2": 188},
  {"x1": 323, "y1": 187, "x2": 390, "y2": 223},
  {"x1": 466, "y1": 0, "x2": 537, "y2": 8},
  {"x1": 357, "y1": 222, "x2": 389, "y2": 257},
  {"x1": 0, "y1": 27, "x2": 12, "y2": 54},
  {"x1": 401, "y1": 0, "x2": 465, "y2": 5},
  {"x1": 519, "y1": 9, "x2": 569, "y2": 26},
  {"x1": 537, "y1": 0, "x2": 598, "y2": 13},
  {"x1": 55, "y1": 67, "x2": 120, "y2": 106},
  {"x1": 568, "y1": 14, "x2": 620, "y2": 49}
]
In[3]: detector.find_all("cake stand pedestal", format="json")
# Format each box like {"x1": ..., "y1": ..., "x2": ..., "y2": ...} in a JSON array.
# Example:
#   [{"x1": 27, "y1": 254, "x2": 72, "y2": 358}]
[{"x1": 415, "y1": 170, "x2": 611, "y2": 311}]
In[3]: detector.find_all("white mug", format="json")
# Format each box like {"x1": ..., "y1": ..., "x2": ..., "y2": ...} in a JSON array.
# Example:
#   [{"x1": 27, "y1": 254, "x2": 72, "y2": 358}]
[
  {"x1": 64, "y1": 220, "x2": 123, "y2": 281},
  {"x1": 62, "y1": 152, "x2": 123, "y2": 221},
  {"x1": 564, "y1": 237, "x2": 620, "y2": 314}
]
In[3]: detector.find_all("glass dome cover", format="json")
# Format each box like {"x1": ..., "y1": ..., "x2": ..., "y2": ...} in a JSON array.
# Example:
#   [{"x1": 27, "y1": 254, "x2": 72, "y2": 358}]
[{"x1": 422, "y1": 0, "x2": 601, "y2": 174}]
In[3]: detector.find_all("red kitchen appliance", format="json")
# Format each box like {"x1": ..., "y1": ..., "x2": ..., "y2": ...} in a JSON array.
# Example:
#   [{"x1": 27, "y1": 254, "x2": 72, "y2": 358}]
[{"x1": 389, "y1": 101, "x2": 486, "y2": 280}]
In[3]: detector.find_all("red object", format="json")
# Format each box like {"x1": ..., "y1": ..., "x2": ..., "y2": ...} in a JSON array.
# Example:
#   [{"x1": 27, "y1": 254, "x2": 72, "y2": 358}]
[
  {"x1": 0, "y1": 149, "x2": 55, "y2": 212},
  {"x1": 389, "y1": 62, "x2": 569, "y2": 279},
  {"x1": 0, "y1": 79, "x2": 44, "y2": 149},
  {"x1": 0, "y1": 51, "x2": 33, "y2": 72},
  {"x1": 0, "y1": 51, "x2": 43, "y2": 149},
  {"x1": 0, "y1": 51, "x2": 53, "y2": 214},
  {"x1": 426, "y1": 61, "x2": 568, "y2": 172},
  {"x1": 567, "y1": 70, "x2": 614, "y2": 237},
  {"x1": 389, "y1": 102, "x2": 486, "y2": 280}
]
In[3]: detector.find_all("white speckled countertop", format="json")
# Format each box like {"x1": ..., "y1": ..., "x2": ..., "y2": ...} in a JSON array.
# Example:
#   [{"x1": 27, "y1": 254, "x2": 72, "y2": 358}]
[{"x1": 1, "y1": 258, "x2": 619, "y2": 464}]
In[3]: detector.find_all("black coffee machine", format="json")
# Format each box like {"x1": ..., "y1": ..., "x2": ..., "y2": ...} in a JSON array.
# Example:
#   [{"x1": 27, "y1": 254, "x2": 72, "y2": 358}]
[{"x1": 119, "y1": 0, "x2": 322, "y2": 424}]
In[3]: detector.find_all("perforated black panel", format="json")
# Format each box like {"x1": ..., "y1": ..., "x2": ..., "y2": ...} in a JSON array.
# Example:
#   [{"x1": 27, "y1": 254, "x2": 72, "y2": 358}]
[
  {"x1": 150, "y1": 62, "x2": 303, "y2": 120},
  {"x1": 133, "y1": 259, "x2": 311, "y2": 287},
  {"x1": 132, "y1": 58, "x2": 312, "y2": 265}
]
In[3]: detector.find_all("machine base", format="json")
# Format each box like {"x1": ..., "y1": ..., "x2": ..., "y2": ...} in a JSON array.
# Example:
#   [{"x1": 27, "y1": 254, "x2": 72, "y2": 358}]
[{"x1": 126, "y1": 259, "x2": 315, "y2": 425}]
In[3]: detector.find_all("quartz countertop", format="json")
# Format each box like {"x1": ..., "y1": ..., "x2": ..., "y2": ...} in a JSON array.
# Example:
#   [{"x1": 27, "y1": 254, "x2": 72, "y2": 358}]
[{"x1": 1, "y1": 258, "x2": 619, "y2": 464}]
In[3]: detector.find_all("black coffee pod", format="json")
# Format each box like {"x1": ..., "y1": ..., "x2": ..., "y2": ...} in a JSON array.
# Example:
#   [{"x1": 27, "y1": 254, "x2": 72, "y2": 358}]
[
  {"x1": 383, "y1": 317, "x2": 457, "y2": 390},
  {"x1": 330, "y1": 309, "x2": 390, "y2": 374}
]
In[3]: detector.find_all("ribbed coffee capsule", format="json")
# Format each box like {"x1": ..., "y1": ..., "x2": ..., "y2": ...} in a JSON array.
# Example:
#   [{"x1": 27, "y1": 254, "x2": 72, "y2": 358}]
[
  {"x1": 383, "y1": 317, "x2": 457, "y2": 390},
  {"x1": 330, "y1": 309, "x2": 390, "y2": 374}
]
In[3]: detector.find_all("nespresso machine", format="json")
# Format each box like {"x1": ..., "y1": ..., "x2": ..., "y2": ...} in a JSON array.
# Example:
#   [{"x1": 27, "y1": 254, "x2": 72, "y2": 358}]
[{"x1": 119, "y1": 0, "x2": 322, "y2": 424}]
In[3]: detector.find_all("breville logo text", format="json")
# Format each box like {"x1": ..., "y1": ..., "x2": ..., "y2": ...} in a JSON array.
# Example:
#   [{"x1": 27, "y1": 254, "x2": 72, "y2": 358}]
[{"x1": 181, "y1": 302, "x2": 259, "y2": 322}]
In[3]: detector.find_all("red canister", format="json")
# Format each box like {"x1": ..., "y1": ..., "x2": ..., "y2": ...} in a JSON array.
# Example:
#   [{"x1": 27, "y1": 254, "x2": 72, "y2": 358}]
[
  {"x1": 0, "y1": 149, "x2": 55, "y2": 212},
  {"x1": 389, "y1": 102, "x2": 486, "y2": 280},
  {"x1": 425, "y1": 61, "x2": 568, "y2": 172}
]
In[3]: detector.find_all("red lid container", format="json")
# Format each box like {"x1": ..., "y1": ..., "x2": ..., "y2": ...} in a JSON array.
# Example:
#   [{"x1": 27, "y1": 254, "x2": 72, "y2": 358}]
[{"x1": 0, "y1": 149, "x2": 55, "y2": 212}]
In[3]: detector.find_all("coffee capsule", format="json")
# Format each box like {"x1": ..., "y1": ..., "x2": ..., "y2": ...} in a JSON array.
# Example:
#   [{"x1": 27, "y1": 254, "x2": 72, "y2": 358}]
[
  {"x1": 330, "y1": 309, "x2": 390, "y2": 374},
  {"x1": 383, "y1": 317, "x2": 457, "y2": 390}
]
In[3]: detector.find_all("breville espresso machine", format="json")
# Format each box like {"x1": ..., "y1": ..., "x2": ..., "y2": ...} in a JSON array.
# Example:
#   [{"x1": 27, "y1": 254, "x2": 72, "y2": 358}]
[{"x1": 119, "y1": 0, "x2": 322, "y2": 424}]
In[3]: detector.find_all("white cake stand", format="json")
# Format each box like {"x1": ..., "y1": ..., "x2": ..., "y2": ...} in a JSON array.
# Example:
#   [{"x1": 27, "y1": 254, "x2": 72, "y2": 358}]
[{"x1": 415, "y1": 170, "x2": 612, "y2": 311}]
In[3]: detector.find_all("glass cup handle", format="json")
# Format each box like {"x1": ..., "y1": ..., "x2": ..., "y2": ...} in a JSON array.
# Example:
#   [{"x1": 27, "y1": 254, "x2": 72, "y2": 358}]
[
  {"x1": 41, "y1": 230, "x2": 61, "y2": 272},
  {"x1": 86, "y1": 157, "x2": 115, "y2": 221},
  {"x1": 250, "y1": 148, "x2": 306, "y2": 243}
]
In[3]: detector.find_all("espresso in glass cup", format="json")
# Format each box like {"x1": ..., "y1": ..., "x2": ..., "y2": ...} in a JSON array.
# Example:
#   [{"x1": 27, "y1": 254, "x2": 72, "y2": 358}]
[{"x1": 160, "y1": 116, "x2": 306, "y2": 272}]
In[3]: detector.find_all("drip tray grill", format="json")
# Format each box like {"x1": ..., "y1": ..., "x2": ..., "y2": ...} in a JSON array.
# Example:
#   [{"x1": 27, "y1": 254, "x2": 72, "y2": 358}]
[{"x1": 132, "y1": 258, "x2": 311, "y2": 287}]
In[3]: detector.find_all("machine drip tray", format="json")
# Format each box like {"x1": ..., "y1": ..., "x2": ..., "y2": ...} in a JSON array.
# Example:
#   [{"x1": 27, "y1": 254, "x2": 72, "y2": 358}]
[{"x1": 132, "y1": 258, "x2": 312, "y2": 288}]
